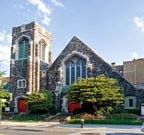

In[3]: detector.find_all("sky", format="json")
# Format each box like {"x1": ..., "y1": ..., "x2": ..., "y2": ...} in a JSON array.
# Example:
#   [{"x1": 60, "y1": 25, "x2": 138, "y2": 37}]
[{"x1": 0, "y1": 0, "x2": 144, "y2": 76}]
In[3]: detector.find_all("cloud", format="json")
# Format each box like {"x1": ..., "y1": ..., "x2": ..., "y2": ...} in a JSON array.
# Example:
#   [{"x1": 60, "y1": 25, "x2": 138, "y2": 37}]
[
  {"x1": 51, "y1": 0, "x2": 64, "y2": 7},
  {"x1": 0, "y1": 30, "x2": 11, "y2": 75},
  {"x1": 27, "y1": 0, "x2": 51, "y2": 15},
  {"x1": 0, "y1": 31, "x2": 12, "y2": 43},
  {"x1": 132, "y1": 52, "x2": 138, "y2": 59},
  {"x1": 27, "y1": 0, "x2": 52, "y2": 26},
  {"x1": 0, "y1": 32, "x2": 5, "y2": 42},
  {"x1": 0, "y1": 44, "x2": 10, "y2": 66},
  {"x1": 6, "y1": 34, "x2": 12, "y2": 43},
  {"x1": 42, "y1": 14, "x2": 51, "y2": 26},
  {"x1": 133, "y1": 17, "x2": 144, "y2": 31}
]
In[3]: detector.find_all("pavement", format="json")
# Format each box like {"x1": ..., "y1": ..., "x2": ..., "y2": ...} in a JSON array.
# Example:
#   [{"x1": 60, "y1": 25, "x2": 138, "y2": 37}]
[
  {"x1": 1, "y1": 121, "x2": 144, "y2": 135},
  {"x1": 0, "y1": 121, "x2": 60, "y2": 128}
]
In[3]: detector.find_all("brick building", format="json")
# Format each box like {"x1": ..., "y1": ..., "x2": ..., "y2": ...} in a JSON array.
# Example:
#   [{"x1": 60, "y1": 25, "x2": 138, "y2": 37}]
[
  {"x1": 10, "y1": 22, "x2": 141, "y2": 113},
  {"x1": 123, "y1": 59, "x2": 144, "y2": 89}
]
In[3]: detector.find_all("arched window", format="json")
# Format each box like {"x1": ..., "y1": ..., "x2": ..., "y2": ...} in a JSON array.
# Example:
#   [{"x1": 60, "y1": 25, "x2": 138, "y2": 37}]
[
  {"x1": 18, "y1": 37, "x2": 29, "y2": 59},
  {"x1": 39, "y1": 40, "x2": 46, "y2": 61},
  {"x1": 65, "y1": 56, "x2": 87, "y2": 85}
]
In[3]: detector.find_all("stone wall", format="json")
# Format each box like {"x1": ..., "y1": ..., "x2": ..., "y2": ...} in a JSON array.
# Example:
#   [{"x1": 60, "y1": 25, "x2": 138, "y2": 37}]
[
  {"x1": 47, "y1": 36, "x2": 137, "y2": 107},
  {"x1": 10, "y1": 21, "x2": 51, "y2": 111}
]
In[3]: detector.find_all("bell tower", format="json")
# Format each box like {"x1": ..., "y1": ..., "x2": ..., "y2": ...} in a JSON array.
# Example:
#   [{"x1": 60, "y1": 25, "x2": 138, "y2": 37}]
[{"x1": 10, "y1": 21, "x2": 52, "y2": 112}]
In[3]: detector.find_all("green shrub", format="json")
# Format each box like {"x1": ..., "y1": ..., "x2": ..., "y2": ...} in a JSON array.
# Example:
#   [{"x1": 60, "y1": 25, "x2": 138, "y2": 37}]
[
  {"x1": 11, "y1": 113, "x2": 49, "y2": 122},
  {"x1": 125, "y1": 109, "x2": 140, "y2": 115},
  {"x1": 108, "y1": 113, "x2": 137, "y2": 119},
  {"x1": 67, "y1": 118, "x2": 143, "y2": 125},
  {"x1": 27, "y1": 90, "x2": 53, "y2": 114}
]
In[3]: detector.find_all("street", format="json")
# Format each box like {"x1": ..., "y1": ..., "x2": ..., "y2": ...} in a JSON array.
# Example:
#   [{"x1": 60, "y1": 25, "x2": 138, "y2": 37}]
[{"x1": 0, "y1": 122, "x2": 144, "y2": 135}]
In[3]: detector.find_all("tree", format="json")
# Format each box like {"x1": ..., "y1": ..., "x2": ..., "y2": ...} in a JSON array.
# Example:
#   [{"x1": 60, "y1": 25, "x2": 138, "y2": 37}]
[
  {"x1": 0, "y1": 69, "x2": 10, "y2": 108},
  {"x1": 68, "y1": 75, "x2": 124, "y2": 115},
  {"x1": 27, "y1": 90, "x2": 53, "y2": 114},
  {"x1": 0, "y1": 70, "x2": 5, "y2": 88},
  {"x1": 0, "y1": 89, "x2": 10, "y2": 108}
]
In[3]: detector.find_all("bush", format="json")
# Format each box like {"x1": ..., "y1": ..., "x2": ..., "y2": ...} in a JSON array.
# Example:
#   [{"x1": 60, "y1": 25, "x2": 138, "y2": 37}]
[
  {"x1": 80, "y1": 113, "x2": 95, "y2": 119},
  {"x1": 108, "y1": 113, "x2": 137, "y2": 119},
  {"x1": 125, "y1": 109, "x2": 140, "y2": 115},
  {"x1": 11, "y1": 113, "x2": 49, "y2": 122},
  {"x1": 27, "y1": 90, "x2": 53, "y2": 114},
  {"x1": 67, "y1": 118, "x2": 143, "y2": 125}
]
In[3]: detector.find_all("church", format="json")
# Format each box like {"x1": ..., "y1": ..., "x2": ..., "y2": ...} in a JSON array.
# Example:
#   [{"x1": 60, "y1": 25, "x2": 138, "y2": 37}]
[{"x1": 9, "y1": 21, "x2": 142, "y2": 113}]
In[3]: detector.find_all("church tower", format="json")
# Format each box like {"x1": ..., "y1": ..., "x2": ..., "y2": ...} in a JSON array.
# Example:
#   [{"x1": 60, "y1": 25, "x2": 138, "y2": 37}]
[{"x1": 10, "y1": 22, "x2": 52, "y2": 112}]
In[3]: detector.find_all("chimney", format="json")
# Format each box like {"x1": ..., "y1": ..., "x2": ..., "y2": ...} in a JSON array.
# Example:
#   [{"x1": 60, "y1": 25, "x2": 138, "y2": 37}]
[{"x1": 111, "y1": 62, "x2": 116, "y2": 67}]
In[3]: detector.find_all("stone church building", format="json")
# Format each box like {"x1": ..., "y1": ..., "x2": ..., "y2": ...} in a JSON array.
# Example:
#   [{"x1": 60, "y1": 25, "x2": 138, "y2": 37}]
[{"x1": 9, "y1": 21, "x2": 143, "y2": 113}]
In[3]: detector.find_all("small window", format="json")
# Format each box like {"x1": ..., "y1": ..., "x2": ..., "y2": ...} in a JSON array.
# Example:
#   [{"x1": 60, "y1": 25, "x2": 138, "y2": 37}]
[
  {"x1": 41, "y1": 70, "x2": 46, "y2": 77},
  {"x1": 129, "y1": 99, "x2": 133, "y2": 107},
  {"x1": 17, "y1": 79, "x2": 26, "y2": 89},
  {"x1": 39, "y1": 40, "x2": 46, "y2": 61}
]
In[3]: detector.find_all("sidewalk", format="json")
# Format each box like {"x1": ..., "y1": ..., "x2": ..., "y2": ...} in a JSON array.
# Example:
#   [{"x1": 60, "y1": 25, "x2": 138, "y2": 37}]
[
  {"x1": 0, "y1": 121, "x2": 60, "y2": 128},
  {"x1": 1, "y1": 121, "x2": 144, "y2": 134}
]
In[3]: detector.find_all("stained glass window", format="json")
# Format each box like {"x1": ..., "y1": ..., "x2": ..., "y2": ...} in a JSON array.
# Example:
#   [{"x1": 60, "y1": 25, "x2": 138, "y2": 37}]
[
  {"x1": 65, "y1": 56, "x2": 87, "y2": 85},
  {"x1": 18, "y1": 38, "x2": 29, "y2": 59}
]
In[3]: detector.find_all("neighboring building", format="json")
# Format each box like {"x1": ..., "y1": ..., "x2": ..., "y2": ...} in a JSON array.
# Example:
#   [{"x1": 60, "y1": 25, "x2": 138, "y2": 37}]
[
  {"x1": 123, "y1": 59, "x2": 144, "y2": 89},
  {"x1": 111, "y1": 62, "x2": 123, "y2": 76},
  {"x1": 10, "y1": 22, "x2": 141, "y2": 113},
  {"x1": 113, "y1": 59, "x2": 144, "y2": 89}
]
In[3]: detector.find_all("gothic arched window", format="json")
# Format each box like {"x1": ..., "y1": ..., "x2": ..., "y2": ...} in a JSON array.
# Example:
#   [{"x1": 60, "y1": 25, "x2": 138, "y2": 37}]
[
  {"x1": 65, "y1": 56, "x2": 87, "y2": 85},
  {"x1": 39, "y1": 40, "x2": 46, "y2": 61},
  {"x1": 18, "y1": 37, "x2": 29, "y2": 59}
]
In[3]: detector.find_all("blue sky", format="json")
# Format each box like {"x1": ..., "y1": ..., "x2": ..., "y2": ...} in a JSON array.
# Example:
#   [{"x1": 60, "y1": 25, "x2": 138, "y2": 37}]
[{"x1": 0, "y1": 0, "x2": 144, "y2": 76}]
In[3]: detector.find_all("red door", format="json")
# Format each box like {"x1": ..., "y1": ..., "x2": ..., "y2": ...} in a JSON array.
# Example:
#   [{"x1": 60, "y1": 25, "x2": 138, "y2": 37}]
[
  {"x1": 68, "y1": 101, "x2": 80, "y2": 113},
  {"x1": 18, "y1": 99, "x2": 27, "y2": 112}
]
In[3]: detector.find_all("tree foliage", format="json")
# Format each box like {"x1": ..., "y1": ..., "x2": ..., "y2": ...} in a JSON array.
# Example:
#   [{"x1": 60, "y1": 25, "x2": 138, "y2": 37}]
[
  {"x1": 27, "y1": 90, "x2": 53, "y2": 114},
  {"x1": 0, "y1": 70, "x2": 10, "y2": 107},
  {"x1": 0, "y1": 70, "x2": 5, "y2": 88},
  {"x1": 68, "y1": 75, "x2": 124, "y2": 115},
  {"x1": 0, "y1": 89, "x2": 10, "y2": 107}
]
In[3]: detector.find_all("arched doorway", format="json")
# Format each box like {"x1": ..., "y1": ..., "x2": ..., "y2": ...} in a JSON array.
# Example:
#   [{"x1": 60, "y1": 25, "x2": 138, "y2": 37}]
[{"x1": 18, "y1": 99, "x2": 27, "y2": 112}]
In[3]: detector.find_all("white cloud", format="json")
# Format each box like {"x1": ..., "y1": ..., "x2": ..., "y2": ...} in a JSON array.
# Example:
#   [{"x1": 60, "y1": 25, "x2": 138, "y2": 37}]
[
  {"x1": 0, "y1": 31, "x2": 12, "y2": 43},
  {"x1": 51, "y1": 0, "x2": 64, "y2": 7},
  {"x1": 0, "y1": 32, "x2": 5, "y2": 42},
  {"x1": 0, "y1": 31, "x2": 11, "y2": 74},
  {"x1": 133, "y1": 17, "x2": 144, "y2": 31},
  {"x1": 6, "y1": 34, "x2": 12, "y2": 43},
  {"x1": 27, "y1": 0, "x2": 52, "y2": 26},
  {"x1": 132, "y1": 52, "x2": 138, "y2": 59},
  {"x1": 42, "y1": 14, "x2": 51, "y2": 26},
  {"x1": 28, "y1": 0, "x2": 51, "y2": 15},
  {"x1": 0, "y1": 44, "x2": 10, "y2": 66}
]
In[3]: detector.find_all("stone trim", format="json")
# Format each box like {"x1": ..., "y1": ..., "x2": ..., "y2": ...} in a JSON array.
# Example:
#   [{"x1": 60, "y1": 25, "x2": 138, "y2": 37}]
[{"x1": 14, "y1": 95, "x2": 26, "y2": 113}]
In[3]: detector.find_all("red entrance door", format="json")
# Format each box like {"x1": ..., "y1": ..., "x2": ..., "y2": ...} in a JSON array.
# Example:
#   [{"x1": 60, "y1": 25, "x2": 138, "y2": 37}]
[
  {"x1": 68, "y1": 101, "x2": 80, "y2": 113},
  {"x1": 18, "y1": 99, "x2": 27, "y2": 112}
]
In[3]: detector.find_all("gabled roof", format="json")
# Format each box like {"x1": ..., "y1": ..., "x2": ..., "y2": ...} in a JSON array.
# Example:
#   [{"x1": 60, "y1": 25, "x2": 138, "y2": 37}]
[{"x1": 49, "y1": 36, "x2": 136, "y2": 96}]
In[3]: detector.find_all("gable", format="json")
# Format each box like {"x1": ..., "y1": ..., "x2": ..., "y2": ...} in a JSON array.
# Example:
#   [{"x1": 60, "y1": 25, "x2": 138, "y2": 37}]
[{"x1": 48, "y1": 36, "x2": 136, "y2": 96}]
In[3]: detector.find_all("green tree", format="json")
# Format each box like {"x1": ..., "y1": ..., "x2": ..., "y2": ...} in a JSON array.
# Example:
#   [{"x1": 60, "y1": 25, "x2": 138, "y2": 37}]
[
  {"x1": 0, "y1": 89, "x2": 10, "y2": 107},
  {"x1": 27, "y1": 90, "x2": 53, "y2": 114},
  {"x1": 0, "y1": 69, "x2": 10, "y2": 107},
  {"x1": 0, "y1": 70, "x2": 5, "y2": 88},
  {"x1": 68, "y1": 75, "x2": 124, "y2": 115}
]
